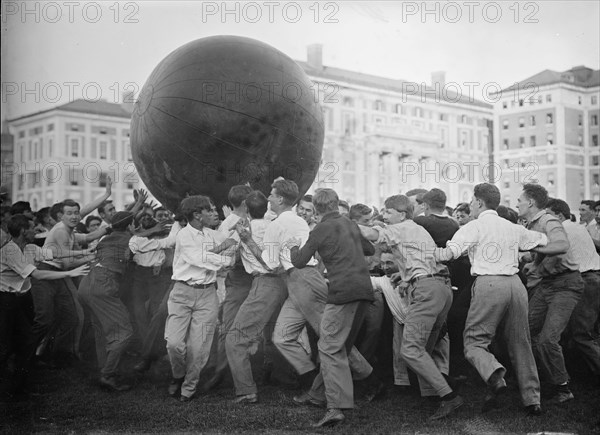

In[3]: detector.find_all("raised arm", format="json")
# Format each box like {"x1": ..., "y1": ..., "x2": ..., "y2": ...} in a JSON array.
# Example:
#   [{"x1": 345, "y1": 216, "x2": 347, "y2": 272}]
[{"x1": 80, "y1": 176, "x2": 112, "y2": 218}]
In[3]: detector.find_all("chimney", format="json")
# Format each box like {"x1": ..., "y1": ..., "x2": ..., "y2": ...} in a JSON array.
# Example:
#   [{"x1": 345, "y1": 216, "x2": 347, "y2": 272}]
[
  {"x1": 307, "y1": 44, "x2": 323, "y2": 70},
  {"x1": 121, "y1": 91, "x2": 135, "y2": 114},
  {"x1": 431, "y1": 71, "x2": 446, "y2": 88}
]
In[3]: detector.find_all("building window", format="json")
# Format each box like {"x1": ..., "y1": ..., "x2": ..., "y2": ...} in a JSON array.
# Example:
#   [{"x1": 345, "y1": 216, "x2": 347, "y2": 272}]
[
  {"x1": 503, "y1": 139, "x2": 509, "y2": 150},
  {"x1": 578, "y1": 96, "x2": 582, "y2": 105},
  {"x1": 342, "y1": 97, "x2": 354, "y2": 107},
  {"x1": 578, "y1": 135, "x2": 583, "y2": 146},
  {"x1": 502, "y1": 120, "x2": 509, "y2": 130},
  {"x1": 48, "y1": 138, "x2": 53, "y2": 156},
  {"x1": 530, "y1": 115, "x2": 536, "y2": 126},
  {"x1": 503, "y1": 179, "x2": 510, "y2": 189},
  {"x1": 519, "y1": 117, "x2": 525, "y2": 128},
  {"x1": 414, "y1": 107, "x2": 423, "y2": 117},
  {"x1": 47, "y1": 123, "x2": 54, "y2": 132},
  {"x1": 547, "y1": 173, "x2": 554, "y2": 186},
  {"x1": 519, "y1": 99, "x2": 524, "y2": 107},
  {"x1": 593, "y1": 174, "x2": 599, "y2": 187},
  {"x1": 18, "y1": 131, "x2": 25, "y2": 138},
  {"x1": 592, "y1": 156, "x2": 599, "y2": 166},
  {"x1": 439, "y1": 113, "x2": 447, "y2": 121},
  {"x1": 593, "y1": 134, "x2": 599, "y2": 146},
  {"x1": 99, "y1": 141, "x2": 108, "y2": 159},
  {"x1": 519, "y1": 137, "x2": 525, "y2": 148},
  {"x1": 546, "y1": 113, "x2": 553, "y2": 124},
  {"x1": 592, "y1": 96, "x2": 598, "y2": 105},
  {"x1": 374, "y1": 100, "x2": 385, "y2": 111},
  {"x1": 592, "y1": 115, "x2": 599, "y2": 126},
  {"x1": 578, "y1": 114, "x2": 583, "y2": 127},
  {"x1": 546, "y1": 94, "x2": 552, "y2": 103},
  {"x1": 394, "y1": 104, "x2": 402, "y2": 114},
  {"x1": 547, "y1": 133, "x2": 554, "y2": 145},
  {"x1": 71, "y1": 138, "x2": 79, "y2": 157},
  {"x1": 530, "y1": 135, "x2": 536, "y2": 147},
  {"x1": 548, "y1": 153, "x2": 555, "y2": 164},
  {"x1": 502, "y1": 101, "x2": 507, "y2": 109},
  {"x1": 538, "y1": 96, "x2": 543, "y2": 104}
]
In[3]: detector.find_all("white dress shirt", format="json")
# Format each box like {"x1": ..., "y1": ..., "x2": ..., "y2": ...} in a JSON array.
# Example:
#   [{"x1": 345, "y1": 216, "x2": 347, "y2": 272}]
[
  {"x1": 171, "y1": 224, "x2": 234, "y2": 285},
  {"x1": 240, "y1": 219, "x2": 271, "y2": 275},
  {"x1": 562, "y1": 220, "x2": 600, "y2": 272},
  {"x1": 436, "y1": 210, "x2": 548, "y2": 276},
  {"x1": 129, "y1": 222, "x2": 180, "y2": 267},
  {"x1": 261, "y1": 210, "x2": 317, "y2": 271},
  {"x1": 371, "y1": 275, "x2": 409, "y2": 324},
  {"x1": 1, "y1": 241, "x2": 36, "y2": 294}
]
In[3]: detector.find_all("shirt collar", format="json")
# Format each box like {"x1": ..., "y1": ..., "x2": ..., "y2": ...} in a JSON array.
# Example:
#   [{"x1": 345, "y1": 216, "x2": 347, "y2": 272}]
[
  {"x1": 528, "y1": 210, "x2": 547, "y2": 225},
  {"x1": 478, "y1": 210, "x2": 498, "y2": 218},
  {"x1": 320, "y1": 211, "x2": 340, "y2": 222}
]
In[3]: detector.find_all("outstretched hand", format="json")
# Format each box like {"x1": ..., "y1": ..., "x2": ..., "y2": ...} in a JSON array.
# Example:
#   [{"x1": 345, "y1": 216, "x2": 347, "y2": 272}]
[{"x1": 69, "y1": 264, "x2": 91, "y2": 277}]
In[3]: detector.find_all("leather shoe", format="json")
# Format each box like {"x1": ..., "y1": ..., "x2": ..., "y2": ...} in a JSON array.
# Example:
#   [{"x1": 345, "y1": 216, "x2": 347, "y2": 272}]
[
  {"x1": 526, "y1": 404, "x2": 542, "y2": 416},
  {"x1": 233, "y1": 393, "x2": 258, "y2": 404},
  {"x1": 133, "y1": 359, "x2": 152, "y2": 374},
  {"x1": 179, "y1": 394, "x2": 193, "y2": 403},
  {"x1": 429, "y1": 395, "x2": 464, "y2": 420},
  {"x1": 99, "y1": 375, "x2": 131, "y2": 392},
  {"x1": 364, "y1": 380, "x2": 386, "y2": 402},
  {"x1": 312, "y1": 409, "x2": 345, "y2": 428},
  {"x1": 168, "y1": 377, "x2": 184, "y2": 397},
  {"x1": 293, "y1": 392, "x2": 326, "y2": 408}
]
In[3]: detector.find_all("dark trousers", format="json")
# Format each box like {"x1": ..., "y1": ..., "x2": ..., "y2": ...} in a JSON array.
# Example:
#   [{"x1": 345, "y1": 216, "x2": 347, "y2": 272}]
[
  {"x1": 0, "y1": 291, "x2": 35, "y2": 378},
  {"x1": 130, "y1": 265, "x2": 172, "y2": 337},
  {"x1": 529, "y1": 271, "x2": 584, "y2": 385},
  {"x1": 567, "y1": 270, "x2": 600, "y2": 376},
  {"x1": 29, "y1": 263, "x2": 79, "y2": 356},
  {"x1": 140, "y1": 280, "x2": 174, "y2": 361},
  {"x1": 207, "y1": 267, "x2": 252, "y2": 376}
]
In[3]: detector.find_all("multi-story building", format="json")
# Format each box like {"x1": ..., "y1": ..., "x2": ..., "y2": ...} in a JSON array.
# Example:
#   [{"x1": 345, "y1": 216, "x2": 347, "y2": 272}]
[
  {"x1": 1, "y1": 128, "x2": 15, "y2": 204},
  {"x1": 493, "y1": 65, "x2": 600, "y2": 212},
  {"x1": 301, "y1": 44, "x2": 494, "y2": 207},
  {"x1": 7, "y1": 99, "x2": 144, "y2": 211}
]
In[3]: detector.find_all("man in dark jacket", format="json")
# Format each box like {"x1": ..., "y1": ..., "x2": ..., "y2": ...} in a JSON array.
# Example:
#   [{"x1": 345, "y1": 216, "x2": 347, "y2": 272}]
[{"x1": 291, "y1": 188, "x2": 375, "y2": 428}]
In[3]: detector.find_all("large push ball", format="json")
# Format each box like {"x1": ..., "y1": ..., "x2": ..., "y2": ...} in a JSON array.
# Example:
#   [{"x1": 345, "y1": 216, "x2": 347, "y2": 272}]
[{"x1": 131, "y1": 36, "x2": 324, "y2": 212}]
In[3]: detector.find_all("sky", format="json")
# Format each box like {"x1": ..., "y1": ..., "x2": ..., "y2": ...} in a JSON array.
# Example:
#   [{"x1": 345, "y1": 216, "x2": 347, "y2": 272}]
[{"x1": 1, "y1": 1, "x2": 599, "y2": 120}]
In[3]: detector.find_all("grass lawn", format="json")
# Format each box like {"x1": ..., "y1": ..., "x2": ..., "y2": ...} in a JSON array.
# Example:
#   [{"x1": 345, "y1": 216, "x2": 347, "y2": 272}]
[{"x1": 2, "y1": 354, "x2": 599, "y2": 434}]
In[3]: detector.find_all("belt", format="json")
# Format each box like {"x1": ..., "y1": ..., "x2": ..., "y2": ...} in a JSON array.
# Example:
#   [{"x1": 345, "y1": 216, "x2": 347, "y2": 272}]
[
  {"x1": 252, "y1": 272, "x2": 279, "y2": 278},
  {"x1": 409, "y1": 273, "x2": 448, "y2": 286},
  {"x1": 177, "y1": 280, "x2": 215, "y2": 289}
]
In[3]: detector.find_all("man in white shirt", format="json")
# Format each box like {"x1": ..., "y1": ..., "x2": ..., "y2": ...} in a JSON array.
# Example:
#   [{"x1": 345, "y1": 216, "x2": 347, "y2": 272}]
[
  {"x1": 546, "y1": 198, "x2": 600, "y2": 383},
  {"x1": 435, "y1": 183, "x2": 548, "y2": 415},
  {"x1": 129, "y1": 213, "x2": 177, "y2": 342},
  {"x1": 165, "y1": 196, "x2": 235, "y2": 402},
  {"x1": 225, "y1": 191, "x2": 287, "y2": 403},
  {"x1": 204, "y1": 184, "x2": 254, "y2": 391},
  {"x1": 370, "y1": 251, "x2": 410, "y2": 388},
  {"x1": 1, "y1": 215, "x2": 88, "y2": 395}
]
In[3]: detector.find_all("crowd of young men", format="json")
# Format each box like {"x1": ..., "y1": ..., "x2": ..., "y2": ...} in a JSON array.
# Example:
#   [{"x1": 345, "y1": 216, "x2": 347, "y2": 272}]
[{"x1": 1, "y1": 177, "x2": 599, "y2": 427}]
